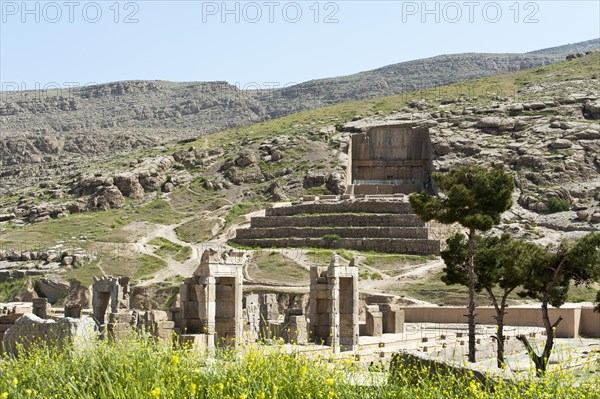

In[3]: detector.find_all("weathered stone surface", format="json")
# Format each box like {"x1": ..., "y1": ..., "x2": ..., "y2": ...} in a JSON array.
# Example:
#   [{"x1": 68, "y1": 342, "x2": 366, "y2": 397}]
[
  {"x1": 90, "y1": 185, "x2": 124, "y2": 210},
  {"x1": 476, "y1": 117, "x2": 516, "y2": 132},
  {"x1": 114, "y1": 172, "x2": 144, "y2": 199},
  {"x1": 35, "y1": 278, "x2": 70, "y2": 303},
  {"x1": 304, "y1": 170, "x2": 329, "y2": 188},
  {"x1": 2, "y1": 314, "x2": 96, "y2": 356},
  {"x1": 583, "y1": 100, "x2": 600, "y2": 119},
  {"x1": 550, "y1": 139, "x2": 573, "y2": 149}
]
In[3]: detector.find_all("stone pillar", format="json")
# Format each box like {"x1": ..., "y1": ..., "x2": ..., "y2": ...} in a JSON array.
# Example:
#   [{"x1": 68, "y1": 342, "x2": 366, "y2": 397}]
[
  {"x1": 282, "y1": 308, "x2": 307, "y2": 345},
  {"x1": 379, "y1": 304, "x2": 404, "y2": 333},
  {"x1": 64, "y1": 304, "x2": 82, "y2": 319},
  {"x1": 365, "y1": 305, "x2": 383, "y2": 336},
  {"x1": 308, "y1": 254, "x2": 358, "y2": 352},
  {"x1": 32, "y1": 298, "x2": 48, "y2": 319},
  {"x1": 178, "y1": 248, "x2": 248, "y2": 349}
]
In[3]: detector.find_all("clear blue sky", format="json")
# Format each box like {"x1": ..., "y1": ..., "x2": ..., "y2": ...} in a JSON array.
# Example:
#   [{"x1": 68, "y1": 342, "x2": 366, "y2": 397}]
[{"x1": 1, "y1": 1, "x2": 599, "y2": 91}]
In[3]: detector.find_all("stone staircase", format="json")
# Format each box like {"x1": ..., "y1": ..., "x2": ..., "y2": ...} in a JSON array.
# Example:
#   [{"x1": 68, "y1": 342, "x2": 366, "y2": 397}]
[{"x1": 231, "y1": 196, "x2": 442, "y2": 256}]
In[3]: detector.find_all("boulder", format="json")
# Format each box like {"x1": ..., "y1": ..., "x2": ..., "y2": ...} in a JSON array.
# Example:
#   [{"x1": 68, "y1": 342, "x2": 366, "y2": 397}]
[
  {"x1": 271, "y1": 149, "x2": 283, "y2": 162},
  {"x1": 550, "y1": 139, "x2": 573, "y2": 149},
  {"x1": 235, "y1": 152, "x2": 257, "y2": 167},
  {"x1": 64, "y1": 280, "x2": 92, "y2": 309},
  {"x1": 172, "y1": 149, "x2": 197, "y2": 168},
  {"x1": 266, "y1": 181, "x2": 288, "y2": 202},
  {"x1": 475, "y1": 117, "x2": 516, "y2": 132},
  {"x1": 326, "y1": 172, "x2": 346, "y2": 195},
  {"x1": 61, "y1": 256, "x2": 74, "y2": 266},
  {"x1": 576, "y1": 210, "x2": 589, "y2": 221},
  {"x1": 114, "y1": 173, "x2": 144, "y2": 199},
  {"x1": 2, "y1": 314, "x2": 96, "y2": 356},
  {"x1": 303, "y1": 170, "x2": 329, "y2": 188},
  {"x1": 591, "y1": 213, "x2": 600, "y2": 224},
  {"x1": 35, "y1": 278, "x2": 70, "y2": 303},
  {"x1": 91, "y1": 185, "x2": 124, "y2": 210},
  {"x1": 575, "y1": 129, "x2": 600, "y2": 140},
  {"x1": 162, "y1": 182, "x2": 174, "y2": 193},
  {"x1": 583, "y1": 100, "x2": 600, "y2": 120}
]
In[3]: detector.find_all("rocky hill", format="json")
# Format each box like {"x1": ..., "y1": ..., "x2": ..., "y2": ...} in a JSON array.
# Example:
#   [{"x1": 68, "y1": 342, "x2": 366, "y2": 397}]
[{"x1": 1, "y1": 39, "x2": 598, "y2": 175}]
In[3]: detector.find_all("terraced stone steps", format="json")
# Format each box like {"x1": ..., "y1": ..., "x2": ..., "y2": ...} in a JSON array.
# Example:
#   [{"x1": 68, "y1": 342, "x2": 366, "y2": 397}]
[
  {"x1": 236, "y1": 227, "x2": 429, "y2": 240},
  {"x1": 231, "y1": 198, "x2": 441, "y2": 255},
  {"x1": 234, "y1": 237, "x2": 440, "y2": 255},
  {"x1": 251, "y1": 214, "x2": 425, "y2": 228},
  {"x1": 266, "y1": 201, "x2": 415, "y2": 216}
]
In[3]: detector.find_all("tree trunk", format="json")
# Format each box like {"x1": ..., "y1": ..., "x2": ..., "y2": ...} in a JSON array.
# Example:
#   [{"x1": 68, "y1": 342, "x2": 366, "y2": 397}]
[
  {"x1": 467, "y1": 227, "x2": 477, "y2": 363},
  {"x1": 496, "y1": 308, "x2": 505, "y2": 368},
  {"x1": 487, "y1": 287, "x2": 508, "y2": 368},
  {"x1": 517, "y1": 294, "x2": 563, "y2": 376}
]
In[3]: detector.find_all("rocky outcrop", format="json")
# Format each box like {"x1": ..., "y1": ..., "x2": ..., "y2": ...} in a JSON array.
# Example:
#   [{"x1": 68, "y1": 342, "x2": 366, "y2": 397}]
[
  {"x1": 90, "y1": 185, "x2": 124, "y2": 210},
  {"x1": 35, "y1": 278, "x2": 70, "y2": 304},
  {"x1": 114, "y1": 172, "x2": 145, "y2": 199}
]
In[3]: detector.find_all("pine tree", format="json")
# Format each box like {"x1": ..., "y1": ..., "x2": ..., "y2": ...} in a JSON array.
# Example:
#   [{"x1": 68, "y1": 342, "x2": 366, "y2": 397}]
[
  {"x1": 442, "y1": 233, "x2": 544, "y2": 368},
  {"x1": 409, "y1": 166, "x2": 514, "y2": 362},
  {"x1": 517, "y1": 232, "x2": 600, "y2": 375}
]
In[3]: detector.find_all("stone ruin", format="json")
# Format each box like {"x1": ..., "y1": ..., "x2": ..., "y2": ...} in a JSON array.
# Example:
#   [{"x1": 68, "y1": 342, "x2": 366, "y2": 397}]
[
  {"x1": 175, "y1": 248, "x2": 246, "y2": 349},
  {"x1": 308, "y1": 254, "x2": 359, "y2": 352},
  {"x1": 1, "y1": 248, "x2": 407, "y2": 355},
  {"x1": 348, "y1": 122, "x2": 435, "y2": 195},
  {"x1": 91, "y1": 276, "x2": 130, "y2": 331}
]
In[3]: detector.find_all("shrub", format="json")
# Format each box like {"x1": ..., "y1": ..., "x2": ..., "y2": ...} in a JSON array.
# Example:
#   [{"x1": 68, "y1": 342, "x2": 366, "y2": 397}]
[
  {"x1": 371, "y1": 272, "x2": 383, "y2": 280},
  {"x1": 323, "y1": 234, "x2": 341, "y2": 248},
  {"x1": 548, "y1": 197, "x2": 570, "y2": 213}
]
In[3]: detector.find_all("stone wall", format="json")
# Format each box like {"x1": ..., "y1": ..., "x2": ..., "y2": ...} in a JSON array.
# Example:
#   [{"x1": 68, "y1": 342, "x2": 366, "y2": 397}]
[
  {"x1": 236, "y1": 227, "x2": 429, "y2": 240},
  {"x1": 234, "y1": 237, "x2": 440, "y2": 256},
  {"x1": 403, "y1": 305, "x2": 600, "y2": 338},
  {"x1": 266, "y1": 200, "x2": 414, "y2": 216},
  {"x1": 251, "y1": 214, "x2": 425, "y2": 228}
]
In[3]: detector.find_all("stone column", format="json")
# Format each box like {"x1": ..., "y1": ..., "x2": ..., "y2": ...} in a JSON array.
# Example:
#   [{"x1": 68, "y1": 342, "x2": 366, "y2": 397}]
[{"x1": 32, "y1": 298, "x2": 48, "y2": 319}]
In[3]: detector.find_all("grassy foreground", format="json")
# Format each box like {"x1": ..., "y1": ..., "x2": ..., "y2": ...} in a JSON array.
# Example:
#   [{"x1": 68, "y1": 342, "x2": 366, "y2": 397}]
[{"x1": 1, "y1": 337, "x2": 598, "y2": 399}]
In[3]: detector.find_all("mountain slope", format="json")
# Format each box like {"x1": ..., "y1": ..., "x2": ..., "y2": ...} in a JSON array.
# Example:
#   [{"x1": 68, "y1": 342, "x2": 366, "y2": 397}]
[{"x1": 0, "y1": 40, "x2": 598, "y2": 147}]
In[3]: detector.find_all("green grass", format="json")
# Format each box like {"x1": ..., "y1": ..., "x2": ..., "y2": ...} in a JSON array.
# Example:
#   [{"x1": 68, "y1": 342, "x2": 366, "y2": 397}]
[
  {"x1": 132, "y1": 254, "x2": 168, "y2": 280},
  {"x1": 148, "y1": 237, "x2": 192, "y2": 262},
  {"x1": 363, "y1": 254, "x2": 432, "y2": 277},
  {"x1": 0, "y1": 200, "x2": 185, "y2": 252},
  {"x1": 131, "y1": 199, "x2": 186, "y2": 225},
  {"x1": 175, "y1": 217, "x2": 221, "y2": 243},
  {"x1": 63, "y1": 252, "x2": 167, "y2": 285},
  {"x1": 396, "y1": 272, "x2": 599, "y2": 306},
  {"x1": 0, "y1": 279, "x2": 27, "y2": 302},
  {"x1": 0, "y1": 337, "x2": 597, "y2": 399},
  {"x1": 224, "y1": 201, "x2": 268, "y2": 227},
  {"x1": 247, "y1": 251, "x2": 308, "y2": 285}
]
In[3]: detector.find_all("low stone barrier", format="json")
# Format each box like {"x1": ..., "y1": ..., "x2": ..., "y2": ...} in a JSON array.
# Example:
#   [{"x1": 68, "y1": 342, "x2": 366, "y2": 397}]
[{"x1": 235, "y1": 226, "x2": 429, "y2": 240}]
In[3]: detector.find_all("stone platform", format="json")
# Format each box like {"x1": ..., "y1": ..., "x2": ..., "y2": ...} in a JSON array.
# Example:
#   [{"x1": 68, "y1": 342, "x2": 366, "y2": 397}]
[{"x1": 231, "y1": 196, "x2": 443, "y2": 255}]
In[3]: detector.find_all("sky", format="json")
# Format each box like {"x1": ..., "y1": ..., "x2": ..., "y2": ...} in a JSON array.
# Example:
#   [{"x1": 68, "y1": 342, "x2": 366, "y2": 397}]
[{"x1": 1, "y1": 0, "x2": 599, "y2": 91}]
